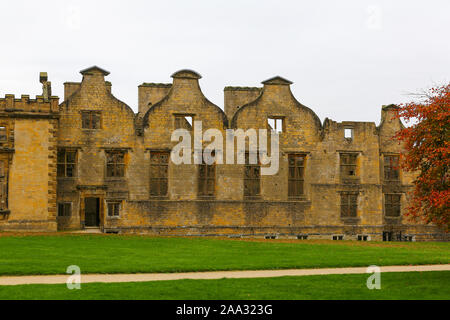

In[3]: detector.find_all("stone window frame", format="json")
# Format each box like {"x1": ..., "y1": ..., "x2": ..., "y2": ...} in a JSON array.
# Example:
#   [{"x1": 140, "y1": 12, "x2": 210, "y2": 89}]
[
  {"x1": 149, "y1": 150, "x2": 170, "y2": 197},
  {"x1": 340, "y1": 192, "x2": 358, "y2": 218},
  {"x1": 198, "y1": 157, "x2": 216, "y2": 198},
  {"x1": 244, "y1": 152, "x2": 261, "y2": 198},
  {"x1": 384, "y1": 193, "x2": 401, "y2": 217},
  {"x1": 383, "y1": 154, "x2": 400, "y2": 182},
  {"x1": 0, "y1": 125, "x2": 8, "y2": 142},
  {"x1": 81, "y1": 110, "x2": 102, "y2": 130},
  {"x1": 107, "y1": 201, "x2": 121, "y2": 217},
  {"x1": 288, "y1": 153, "x2": 307, "y2": 198},
  {"x1": 57, "y1": 202, "x2": 72, "y2": 217},
  {"x1": 339, "y1": 152, "x2": 359, "y2": 179},
  {"x1": 57, "y1": 148, "x2": 77, "y2": 178},
  {"x1": 0, "y1": 158, "x2": 8, "y2": 211},
  {"x1": 344, "y1": 126, "x2": 354, "y2": 140},
  {"x1": 105, "y1": 149, "x2": 127, "y2": 179},
  {"x1": 173, "y1": 113, "x2": 195, "y2": 131},
  {"x1": 267, "y1": 116, "x2": 285, "y2": 133}
]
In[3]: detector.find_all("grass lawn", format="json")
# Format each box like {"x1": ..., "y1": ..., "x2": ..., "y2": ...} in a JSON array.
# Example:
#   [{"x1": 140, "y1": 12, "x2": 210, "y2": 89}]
[
  {"x1": 0, "y1": 271, "x2": 448, "y2": 300},
  {"x1": 0, "y1": 234, "x2": 448, "y2": 276}
]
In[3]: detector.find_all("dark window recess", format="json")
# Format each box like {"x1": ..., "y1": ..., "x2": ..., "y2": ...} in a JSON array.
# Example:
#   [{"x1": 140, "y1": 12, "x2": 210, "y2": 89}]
[
  {"x1": 58, "y1": 203, "x2": 71, "y2": 217},
  {"x1": 288, "y1": 154, "x2": 305, "y2": 197},
  {"x1": 297, "y1": 235, "x2": 308, "y2": 240},
  {"x1": 107, "y1": 202, "x2": 120, "y2": 217},
  {"x1": 340, "y1": 153, "x2": 357, "y2": 177},
  {"x1": 244, "y1": 153, "x2": 260, "y2": 197},
  {"x1": 333, "y1": 235, "x2": 344, "y2": 240},
  {"x1": 198, "y1": 161, "x2": 215, "y2": 196},
  {"x1": 265, "y1": 235, "x2": 277, "y2": 239},
  {"x1": 82, "y1": 111, "x2": 101, "y2": 129},
  {"x1": 57, "y1": 149, "x2": 77, "y2": 177},
  {"x1": 384, "y1": 155, "x2": 400, "y2": 181},
  {"x1": 106, "y1": 151, "x2": 125, "y2": 177},
  {"x1": 357, "y1": 235, "x2": 368, "y2": 241},
  {"x1": 150, "y1": 151, "x2": 169, "y2": 196},
  {"x1": 0, "y1": 126, "x2": 7, "y2": 141},
  {"x1": 385, "y1": 194, "x2": 401, "y2": 217},
  {"x1": 174, "y1": 115, "x2": 193, "y2": 130},
  {"x1": 340, "y1": 193, "x2": 358, "y2": 217}
]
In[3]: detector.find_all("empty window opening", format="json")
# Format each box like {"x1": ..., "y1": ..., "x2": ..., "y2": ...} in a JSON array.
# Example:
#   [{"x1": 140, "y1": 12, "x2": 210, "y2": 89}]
[
  {"x1": 357, "y1": 235, "x2": 368, "y2": 241},
  {"x1": 385, "y1": 193, "x2": 401, "y2": 217},
  {"x1": 244, "y1": 153, "x2": 260, "y2": 197},
  {"x1": 198, "y1": 159, "x2": 215, "y2": 197},
  {"x1": 340, "y1": 193, "x2": 358, "y2": 217},
  {"x1": 340, "y1": 153, "x2": 358, "y2": 178},
  {"x1": 57, "y1": 202, "x2": 71, "y2": 217},
  {"x1": 174, "y1": 114, "x2": 193, "y2": 130},
  {"x1": 150, "y1": 151, "x2": 169, "y2": 196},
  {"x1": 106, "y1": 151, "x2": 125, "y2": 178},
  {"x1": 107, "y1": 202, "x2": 121, "y2": 217},
  {"x1": 57, "y1": 149, "x2": 77, "y2": 178},
  {"x1": 297, "y1": 235, "x2": 308, "y2": 240},
  {"x1": 0, "y1": 161, "x2": 7, "y2": 210},
  {"x1": 288, "y1": 154, "x2": 306, "y2": 197},
  {"x1": 333, "y1": 235, "x2": 344, "y2": 240},
  {"x1": 268, "y1": 117, "x2": 284, "y2": 133},
  {"x1": 81, "y1": 111, "x2": 101, "y2": 129},
  {"x1": 265, "y1": 235, "x2": 277, "y2": 239},
  {"x1": 384, "y1": 155, "x2": 400, "y2": 181},
  {"x1": 344, "y1": 128, "x2": 353, "y2": 139}
]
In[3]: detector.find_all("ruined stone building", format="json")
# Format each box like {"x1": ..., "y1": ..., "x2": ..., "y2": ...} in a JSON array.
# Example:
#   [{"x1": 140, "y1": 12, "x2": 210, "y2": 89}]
[{"x1": 0, "y1": 66, "x2": 446, "y2": 241}]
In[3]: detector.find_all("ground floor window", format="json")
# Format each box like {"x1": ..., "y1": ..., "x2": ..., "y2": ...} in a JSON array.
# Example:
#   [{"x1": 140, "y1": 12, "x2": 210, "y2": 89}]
[
  {"x1": 107, "y1": 202, "x2": 121, "y2": 217},
  {"x1": 385, "y1": 194, "x2": 401, "y2": 217},
  {"x1": 57, "y1": 202, "x2": 71, "y2": 217},
  {"x1": 340, "y1": 192, "x2": 358, "y2": 217}
]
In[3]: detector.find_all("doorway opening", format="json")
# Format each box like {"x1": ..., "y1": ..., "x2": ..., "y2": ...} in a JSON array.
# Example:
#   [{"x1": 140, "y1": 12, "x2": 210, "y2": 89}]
[{"x1": 84, "y1": 197, "x2": 100, "y2": 227}]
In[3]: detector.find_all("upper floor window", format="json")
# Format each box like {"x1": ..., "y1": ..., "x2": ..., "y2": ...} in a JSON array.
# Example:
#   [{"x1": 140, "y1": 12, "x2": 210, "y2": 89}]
[
  {"x1": 82, "y1": 111, "x2": 101, "y2": 129},
  {"x1": 268, "y1": 117, "x2": 284, "y2": 133},
  {"x1": 57, "y1": 149, "x2": 77, "y2": 177},
  {"x1": 244, "y1": 153, "x2": 260, "y2": 197},
  {"x1": 385, "y1": 194, "x2": 401, "y2": 217},
  {"x1": 340, "y1": 192, "x2": 358, "y2": 217},
  {"x1": 384, "y1": 155, "x2": 400, "y2": 181},
  {"x1": 174, "y1": 114, "x2": 193, "y2": 130},
  {"x1": 340, "y1": 153, "x2": 358, "y2": 178},
  {"x1": 288, "y1": 154, "x2": 306, "y2": 197},
  {"x1": 150, "y1": 151, "x2": 169, "y2": 196},
  {"x1": 106, "y1": 151, "x2": 125, "y2": 178},
  {"x1": 344, "y1": 128, "x2": 353, "y2": 139}
]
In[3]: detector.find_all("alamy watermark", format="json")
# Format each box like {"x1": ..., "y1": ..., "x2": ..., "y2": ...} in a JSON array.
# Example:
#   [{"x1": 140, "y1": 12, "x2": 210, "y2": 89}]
[
  {"x1": 66, "y1": 265, "x2": 81, "y2": 290},
  {"x1": 366, "y1": 265, "x2": 381, "y2": 289},
  {"x1": 171, "y1": 121, "x2": 280, "y2": 175}
]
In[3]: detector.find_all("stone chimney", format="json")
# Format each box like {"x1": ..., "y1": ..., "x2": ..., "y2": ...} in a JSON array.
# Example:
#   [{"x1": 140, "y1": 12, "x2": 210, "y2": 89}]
[{"x1": 40, "y1": 72, "x2": 52, "y2": 101}]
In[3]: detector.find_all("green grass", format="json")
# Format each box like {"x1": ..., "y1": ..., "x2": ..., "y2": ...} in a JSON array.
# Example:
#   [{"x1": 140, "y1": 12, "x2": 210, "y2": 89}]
[
  {"x1": 0, "y1": 235, "x2": 448, "y2": 275},
  {"x1": 0, "y1": 271, "x2": 448, "y2": 300}
]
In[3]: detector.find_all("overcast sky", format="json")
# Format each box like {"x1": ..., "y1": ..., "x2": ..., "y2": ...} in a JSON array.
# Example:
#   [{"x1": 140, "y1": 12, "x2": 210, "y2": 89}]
[{"x1": 0, "y1": 0, "x2": 448, "y2": 124}]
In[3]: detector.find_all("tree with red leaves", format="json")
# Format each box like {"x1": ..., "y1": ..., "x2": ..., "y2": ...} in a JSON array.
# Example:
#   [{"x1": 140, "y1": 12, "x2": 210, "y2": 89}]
[{"x1": 395, "y1": 84, "x2": 449, "y2": 230}]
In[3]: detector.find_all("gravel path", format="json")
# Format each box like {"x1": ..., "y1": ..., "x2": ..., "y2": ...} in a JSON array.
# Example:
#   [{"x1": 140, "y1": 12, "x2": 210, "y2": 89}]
[{"x1": 0, "y1": 264, "x2": 449, "y2": 286}]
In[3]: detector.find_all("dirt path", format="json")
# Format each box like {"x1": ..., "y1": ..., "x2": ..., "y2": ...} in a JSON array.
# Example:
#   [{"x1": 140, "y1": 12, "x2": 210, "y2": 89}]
[{"x1": 0, "y1": 264, "x2": 449, "y2": 286}]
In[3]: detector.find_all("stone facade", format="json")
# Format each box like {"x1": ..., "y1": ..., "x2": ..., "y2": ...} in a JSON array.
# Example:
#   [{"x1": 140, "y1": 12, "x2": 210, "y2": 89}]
[{"x1": 0, "y1": 66, "x2": 447, "y2": 241}]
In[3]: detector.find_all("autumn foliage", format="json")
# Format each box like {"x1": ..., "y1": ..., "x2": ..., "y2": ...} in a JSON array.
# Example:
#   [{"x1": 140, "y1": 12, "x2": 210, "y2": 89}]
[{"x1": 395, "y1": 84, "x2": 449, "y2": 230}]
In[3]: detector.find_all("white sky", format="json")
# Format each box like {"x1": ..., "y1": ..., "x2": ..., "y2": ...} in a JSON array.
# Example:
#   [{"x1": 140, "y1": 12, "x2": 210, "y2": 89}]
[{"x1": 0, "y1": 0, "x2": 448, "y2": 124}]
